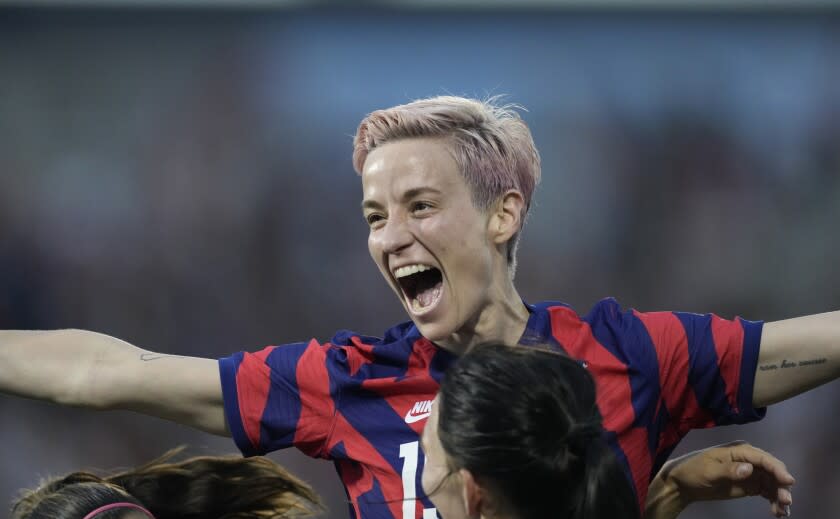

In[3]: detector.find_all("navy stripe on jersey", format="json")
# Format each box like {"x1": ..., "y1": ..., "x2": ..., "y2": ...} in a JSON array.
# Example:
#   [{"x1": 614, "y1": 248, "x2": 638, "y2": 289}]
[
  {"x1": 333, "y1": 326, "x2": 423, "y2": 380},
  {"x1": 357, "y1": 476, "x2": 394, "y2": 519},
  {"x1": 650, "y1": 397, "x2": 674, "y2": 480},
  {"x1": 330, "y1": 384, "x2": 408, "y2": 477},
  {"x1": 264, "y1": 343, "x2": 313, "y2": 450},
  {"x1": 675, "y1": 312, "x2": 737, "y2": 424},
  {"x1": 584, "y1": 300, "x2": 662, "y2": 437},
  {"x1": 428, "y1": 347, "x2": 457, "y2": 384},
  {"x1": 218, "y1": 352, "x2": 253, "y2": 456}
]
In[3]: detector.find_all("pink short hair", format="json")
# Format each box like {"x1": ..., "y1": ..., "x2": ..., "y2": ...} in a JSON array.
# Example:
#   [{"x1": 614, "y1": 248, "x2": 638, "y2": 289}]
[{"x1": 353, "y1": 96, "x2": 541, "y2": 274}]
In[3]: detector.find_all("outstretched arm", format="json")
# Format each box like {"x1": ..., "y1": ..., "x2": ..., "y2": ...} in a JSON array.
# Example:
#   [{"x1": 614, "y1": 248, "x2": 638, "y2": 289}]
[
  {"x1": 645, "y1": 441, "x2": 794, "y2": 519},
  {"x1": 754, "y1": 311, "x2": 840, "y2": 407},
  {"x1": 0, "y1": 329, "x2": 227, "y2": 435}
]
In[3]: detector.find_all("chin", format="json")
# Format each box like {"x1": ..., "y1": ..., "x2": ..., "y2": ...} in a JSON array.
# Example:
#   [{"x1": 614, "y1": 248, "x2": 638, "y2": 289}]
[{"x1": 412, "y1": 318, "x2": 456, "y2": 345}]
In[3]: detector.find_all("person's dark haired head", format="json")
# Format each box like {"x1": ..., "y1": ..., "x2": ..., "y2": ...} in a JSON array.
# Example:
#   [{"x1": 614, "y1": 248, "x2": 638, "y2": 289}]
[
  {"x1": 11, "y1": 447, "x2": 323, "y2": 519},
  {"x1": 422, "y1": 343, "x2": 640, "y2": 519}
]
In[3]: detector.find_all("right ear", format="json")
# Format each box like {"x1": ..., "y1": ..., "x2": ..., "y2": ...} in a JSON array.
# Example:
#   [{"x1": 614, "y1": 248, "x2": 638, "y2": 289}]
[
  {"x1": 487, "y1": 189, "x2": 525, "y2": 248},
  {"x1": 459, "y1": 468, "x2": 483, "y2": 518}
]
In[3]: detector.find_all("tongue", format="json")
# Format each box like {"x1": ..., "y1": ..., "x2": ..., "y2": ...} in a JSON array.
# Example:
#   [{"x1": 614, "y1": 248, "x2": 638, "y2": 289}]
[{"x1": 416, "y1": 283, "x2": 441, "y2": 308}]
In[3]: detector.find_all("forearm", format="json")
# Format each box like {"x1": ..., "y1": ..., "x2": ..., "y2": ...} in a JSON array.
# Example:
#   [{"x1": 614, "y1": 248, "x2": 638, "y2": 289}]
[
  {"x1": 754, "y1": 310, "x2": 840, "y2": 407},
  {"x1": 0, "y1": 329, "x2": 137, "y2": 407},
  {"x1": 0, "y1": 329, "x2": 228, "y2": 435}
]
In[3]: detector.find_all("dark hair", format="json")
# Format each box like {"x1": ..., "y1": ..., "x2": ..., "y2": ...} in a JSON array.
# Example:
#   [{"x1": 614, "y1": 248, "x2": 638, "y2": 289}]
[
  {"x1": 11, "y1": 447, "x2": 323, "y2": 519},
  {"x1": 437, "y1": 344, "x2": 640, "y2": 519}
]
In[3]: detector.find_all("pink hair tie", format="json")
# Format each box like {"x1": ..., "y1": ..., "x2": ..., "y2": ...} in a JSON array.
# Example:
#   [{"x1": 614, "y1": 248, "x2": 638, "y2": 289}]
[{"x1": 81, "y1": 502, "x2": 155, "y2": 519}]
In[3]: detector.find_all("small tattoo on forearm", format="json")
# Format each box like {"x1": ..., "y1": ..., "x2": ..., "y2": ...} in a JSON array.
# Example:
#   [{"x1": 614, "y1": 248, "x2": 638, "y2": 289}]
[
  {"x1": 759, "y1": 358, "x2": 827, "y2": 371},
  {"x1": 140, "y1": 353, "x2": 170, "y2": 362}
]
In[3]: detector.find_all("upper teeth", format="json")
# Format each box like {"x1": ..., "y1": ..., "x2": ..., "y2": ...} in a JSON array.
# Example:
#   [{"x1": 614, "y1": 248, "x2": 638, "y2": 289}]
[{"x1": 394, "y1": 264, "x2": 433, "y2": 278}]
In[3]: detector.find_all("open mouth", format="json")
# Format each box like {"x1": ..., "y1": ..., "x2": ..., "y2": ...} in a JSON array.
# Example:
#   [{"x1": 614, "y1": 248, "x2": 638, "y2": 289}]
[{"x1": 394, "y1": 264, "x2": 443, "y2": 314}]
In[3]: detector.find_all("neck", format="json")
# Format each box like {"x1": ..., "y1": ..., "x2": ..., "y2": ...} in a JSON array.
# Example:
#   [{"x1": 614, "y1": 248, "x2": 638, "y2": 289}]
[{"x1": 438, "y1": 280, "x2": 529, "y2": 356}]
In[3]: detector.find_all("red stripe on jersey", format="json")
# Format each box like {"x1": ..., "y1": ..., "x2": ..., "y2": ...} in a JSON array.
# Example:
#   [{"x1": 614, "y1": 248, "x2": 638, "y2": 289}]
[
  {"x1": 616, "y1": 427, "x2": 651, "y2": 509},
  {"x1": 236, "y1": 347, "x2": 274, "y2": 451},
  {"x1": 362, "y1": 338, "x2": 441, "y2": 435},
  {"x1": 330, "y1": 413, "x2": 404, "y2": 519},
  {"x1": 548, "y1": 306, "x2": 652, "y2": 507},
  {"x1": 336, "y1": 458, "x2": 369, "y2": 519},
  {"x1": 347, "y1": 336, "x2": 376, "y2": 376},
  {"x1": 407, "y1": 338, "x2": 439, "y2": 375},
  {"x1": 634, "y1": 311, "x2": 713, "y2": 435},
  {"x1": 711, "y1": 316, "x2": 745, "y2": 414},
  {"x1": 294, "y1": 340, "x2": 336, "y2": 458}
]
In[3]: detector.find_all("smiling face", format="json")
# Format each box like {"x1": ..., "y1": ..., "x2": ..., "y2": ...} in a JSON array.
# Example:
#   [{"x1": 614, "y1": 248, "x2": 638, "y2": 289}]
[{"x1": 362, "y1": 138, "x2": 504, "y2": 343}]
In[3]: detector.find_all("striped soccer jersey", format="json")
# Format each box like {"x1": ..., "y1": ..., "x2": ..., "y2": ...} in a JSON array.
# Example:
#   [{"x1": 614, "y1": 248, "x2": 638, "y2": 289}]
[{"x1": 219, "y1": 298, "x2": 765, "y2": 518}]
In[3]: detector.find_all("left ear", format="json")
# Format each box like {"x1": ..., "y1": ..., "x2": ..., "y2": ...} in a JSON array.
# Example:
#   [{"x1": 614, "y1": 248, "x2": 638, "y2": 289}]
[
  {"x1": 459, "y1": 468, "x2": 483, "y2": 518},
  {"x1": 488, "y1": 189, "x2": 525, "y2": 246}
]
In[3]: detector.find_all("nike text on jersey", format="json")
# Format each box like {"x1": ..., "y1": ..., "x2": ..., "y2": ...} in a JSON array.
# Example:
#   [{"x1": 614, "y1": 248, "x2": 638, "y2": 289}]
[{"x1": 405, "y1": 399, "x2": 433, "y2": 424}]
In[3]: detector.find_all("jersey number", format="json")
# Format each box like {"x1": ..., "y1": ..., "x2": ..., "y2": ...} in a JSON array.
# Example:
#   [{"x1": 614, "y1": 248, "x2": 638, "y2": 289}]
[{"x1": 399, "y1": 441, "x2": 438, "y2": 519}]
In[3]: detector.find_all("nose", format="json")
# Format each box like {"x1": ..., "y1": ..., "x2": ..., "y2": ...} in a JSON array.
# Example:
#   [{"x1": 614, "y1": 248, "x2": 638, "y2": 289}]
[{"x1": 378, "y1": 215, "x2": 414, "y2": 255}]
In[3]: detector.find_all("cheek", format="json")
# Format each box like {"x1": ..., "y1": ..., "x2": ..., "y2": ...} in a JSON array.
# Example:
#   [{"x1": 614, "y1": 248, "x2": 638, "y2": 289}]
[
  {"x1": 420, "y1": 218, "x2": 477, "y2": 261},
  {"x1": 421, "y1": 456, "x2": 446, "y2": 498},
  {"x1": 420, "y1": 461, "x2": 433, "y2": 496},
  {"x1": 421, "y1": 455, "x2": 447, "y2": 500},
  {"x1": 367, "y1": 235, "x2": 387, "y2": 270}
]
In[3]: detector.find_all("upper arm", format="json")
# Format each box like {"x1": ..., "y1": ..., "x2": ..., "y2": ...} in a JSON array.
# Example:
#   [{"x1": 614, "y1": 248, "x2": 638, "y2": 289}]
[
  {"x1": 219, "y1": 341, "x2": 339, "y2": 457},
  {"x1": 753, "y1": 311, "x2": 840, "y2": 407},
  {"x1": 631, "y1": 308, "x2": 762, "y2": 425}
]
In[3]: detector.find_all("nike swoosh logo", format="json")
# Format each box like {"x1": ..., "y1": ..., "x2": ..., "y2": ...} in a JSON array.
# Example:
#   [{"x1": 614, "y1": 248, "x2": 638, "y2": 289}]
[{"x1": 404, "y1": 411, "x2": 432, "y2": 424}]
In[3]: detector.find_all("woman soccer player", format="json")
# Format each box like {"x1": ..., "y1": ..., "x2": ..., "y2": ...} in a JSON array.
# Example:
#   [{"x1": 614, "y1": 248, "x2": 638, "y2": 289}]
[
  {"x1": 422, "y1": 344, "x2": 794, "y2": 519},
  {"x1": 11, "y1": 447, "x2": 322, "y2": 519}
]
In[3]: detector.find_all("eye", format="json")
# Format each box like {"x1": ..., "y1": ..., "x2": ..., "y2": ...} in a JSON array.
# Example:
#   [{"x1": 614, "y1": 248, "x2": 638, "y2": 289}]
[
  {"x1": 365, "y1": 213, "x2": 385, "y2": 227},
  {"x1": 411, "y1": 201, "x2": 433, "y2": 213}
]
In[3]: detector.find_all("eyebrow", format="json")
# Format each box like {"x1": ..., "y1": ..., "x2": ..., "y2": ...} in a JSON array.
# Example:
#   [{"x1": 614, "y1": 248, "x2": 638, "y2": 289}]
[
  {"x1": 361, "y1": 198, "x2": 382, "y2": 211},
  {"x1": 361, "y1": 187, "x2": 444, "y2": 211}
]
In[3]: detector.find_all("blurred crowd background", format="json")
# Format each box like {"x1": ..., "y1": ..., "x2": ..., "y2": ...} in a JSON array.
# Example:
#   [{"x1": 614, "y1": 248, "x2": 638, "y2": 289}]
[{"x1": 1, "y1": 4, "x2": 839, "y2": 518}]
